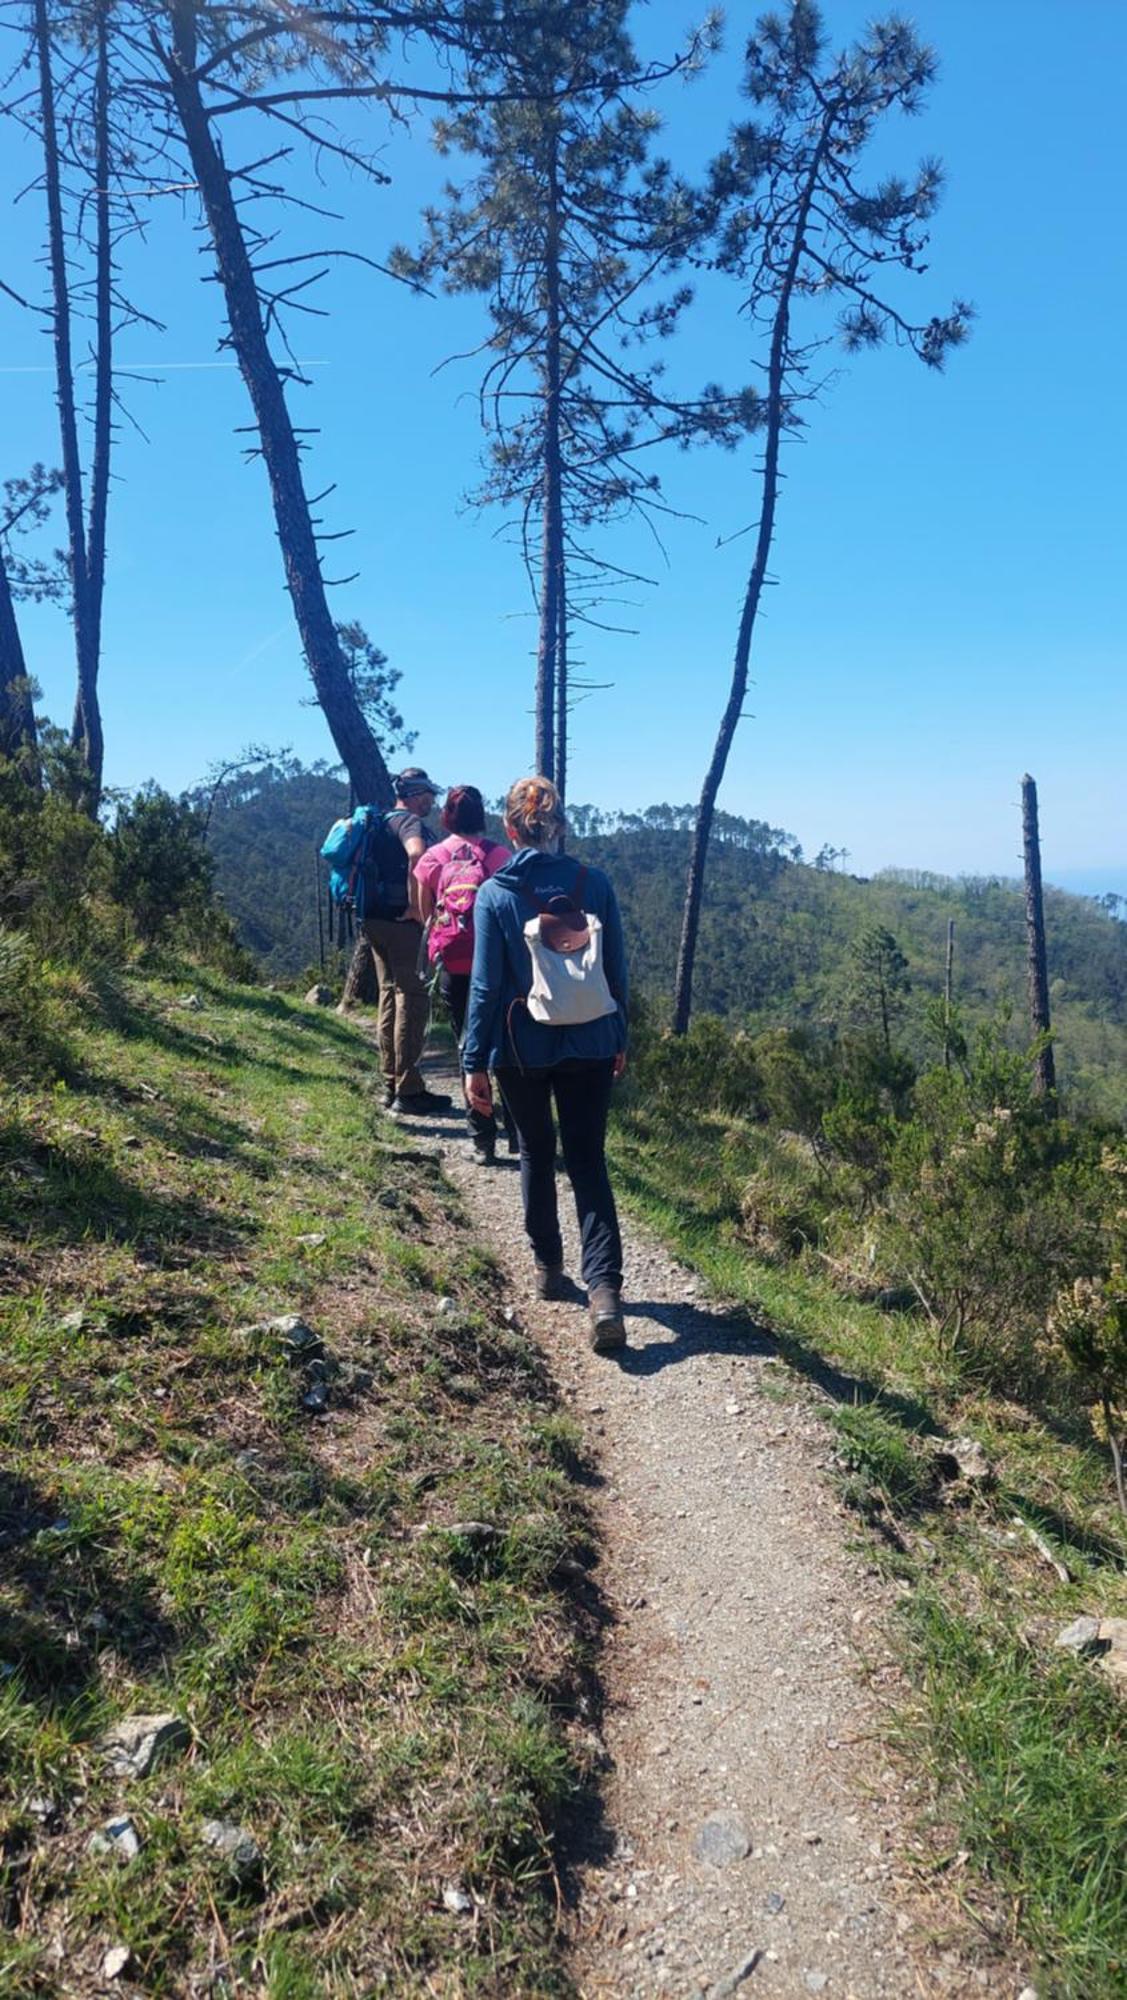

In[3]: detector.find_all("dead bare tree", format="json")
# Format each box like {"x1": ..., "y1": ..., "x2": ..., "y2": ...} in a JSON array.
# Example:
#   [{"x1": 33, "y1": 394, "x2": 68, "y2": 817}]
[
  {"x1": 1021, "y1": 771, "x2": 1056, "y2": 1098},
  {"x1": 671, "y1": 3, "x2": 971, "y2": 1032}
]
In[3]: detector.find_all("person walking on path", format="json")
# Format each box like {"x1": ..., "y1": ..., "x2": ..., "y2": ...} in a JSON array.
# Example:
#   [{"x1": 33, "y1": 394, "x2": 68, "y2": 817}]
[
  {"x1": 413, "y1": 785, "x2": 515, "y2": 1165},
  {"x1": 363, "y1": 768, "x2": 451, "y2": 1117},
  {"x1": 461, "y1": 776, "x2": 629, "y2": 1350}
]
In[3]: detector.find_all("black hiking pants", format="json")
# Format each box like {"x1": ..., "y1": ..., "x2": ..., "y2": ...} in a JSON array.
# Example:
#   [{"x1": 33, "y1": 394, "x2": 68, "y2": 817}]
[
  {"x1": 495, "y1": 1058, "x2": 622, "y2": 1292},
  {"x1": 440, "y1": 969, "x2": 515, "y2": 1154}
]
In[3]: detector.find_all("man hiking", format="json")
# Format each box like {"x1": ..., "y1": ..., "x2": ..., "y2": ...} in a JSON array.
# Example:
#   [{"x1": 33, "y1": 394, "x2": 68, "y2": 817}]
[{"x1": 363, "y1": 769, "x2": 451, "y2": 1117}]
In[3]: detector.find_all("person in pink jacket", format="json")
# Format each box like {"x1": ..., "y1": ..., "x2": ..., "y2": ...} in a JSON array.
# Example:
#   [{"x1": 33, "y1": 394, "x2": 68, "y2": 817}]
[{"x1": 414, "y1": 785, "x2": 512, "y2": 1163}]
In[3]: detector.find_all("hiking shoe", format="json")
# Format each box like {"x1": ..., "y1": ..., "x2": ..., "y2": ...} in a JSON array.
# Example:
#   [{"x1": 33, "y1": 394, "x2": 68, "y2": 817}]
[
  {"x1": 389, "y1": 1088, "x2": 452, "y2": 1117},
  {"x1": 588, "y1": 1285, "x2": 626, "y2": 1352},
  {"x1": 534, "y1": 1262, "x2": 567, "y2": 1302},
  {"x1": 383, "y1": 1082, "x2": 396, "y2": 1109},
  {"x1": 471, "y1": 1141, "x2": 496, "y2": 1168}
]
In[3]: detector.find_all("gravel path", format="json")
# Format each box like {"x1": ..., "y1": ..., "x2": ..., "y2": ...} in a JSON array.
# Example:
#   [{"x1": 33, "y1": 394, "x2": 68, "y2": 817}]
[{"x1": 410, "y1": 1076, "x2": 1020, "y2": 2000}]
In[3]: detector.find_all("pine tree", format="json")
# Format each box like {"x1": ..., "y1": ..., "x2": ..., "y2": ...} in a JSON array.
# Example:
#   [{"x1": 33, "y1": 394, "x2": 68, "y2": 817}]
[
  {"x1": 393, "y1": 1, "x2": 755, "y2": 792},
  {"x1": 672, "y1": 2, "x2": 971, "y2": 1031}
]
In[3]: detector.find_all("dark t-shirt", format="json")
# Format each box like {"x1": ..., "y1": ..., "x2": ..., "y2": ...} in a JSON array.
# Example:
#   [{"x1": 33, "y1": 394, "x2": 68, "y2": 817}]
[{"x1": 390, "y1": 810, "x2": 437, "y2": 853}]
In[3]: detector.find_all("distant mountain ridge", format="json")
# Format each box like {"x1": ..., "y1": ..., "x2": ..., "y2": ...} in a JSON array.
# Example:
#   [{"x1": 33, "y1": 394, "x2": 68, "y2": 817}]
[{"x1": 200, "y1": 761, "x2": 1127, "y2": 1122}]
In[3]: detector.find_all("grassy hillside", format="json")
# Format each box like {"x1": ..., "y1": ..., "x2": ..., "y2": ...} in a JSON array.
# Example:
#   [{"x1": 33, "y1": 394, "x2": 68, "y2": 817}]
[
  {"x1": 204, "y1": 764, "x2": 1127, "y2": 1121},
  {"x1": 0, "y1": 962, "x2": 597, "y2": 1996}
]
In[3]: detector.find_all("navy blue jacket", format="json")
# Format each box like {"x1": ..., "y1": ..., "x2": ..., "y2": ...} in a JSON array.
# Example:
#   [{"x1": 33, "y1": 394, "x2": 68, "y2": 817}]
[{"x1": 461, "y1": 847, "x2": 628, "y2": 1073}]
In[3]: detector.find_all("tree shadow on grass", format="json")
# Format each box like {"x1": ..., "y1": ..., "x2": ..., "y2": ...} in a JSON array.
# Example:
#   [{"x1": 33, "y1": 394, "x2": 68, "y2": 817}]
[
  {"x1": 0, "y1": 1119, "x2": 255, "y2": 1256},
  {"x1": 0, "y1": 1468, "x2": 178, "y2": 1720}
]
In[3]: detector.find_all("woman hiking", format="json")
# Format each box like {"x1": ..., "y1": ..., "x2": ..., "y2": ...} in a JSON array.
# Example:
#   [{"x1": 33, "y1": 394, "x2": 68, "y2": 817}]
[
  {"x1": 414, "y1": 784, "x2": 513, "y2": 1164},
  {"x1": 461, "y1": 776, "x2": 629, "y2": 1352}
]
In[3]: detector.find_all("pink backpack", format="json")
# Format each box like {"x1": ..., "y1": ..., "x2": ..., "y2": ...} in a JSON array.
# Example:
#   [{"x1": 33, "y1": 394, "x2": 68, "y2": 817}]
[{"x1": 428, "y1": 839, "x2": 503, "y2": 974}]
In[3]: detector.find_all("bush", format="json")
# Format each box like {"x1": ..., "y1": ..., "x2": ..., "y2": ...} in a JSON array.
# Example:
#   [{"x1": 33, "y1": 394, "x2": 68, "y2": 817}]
[
  {"x1": 108, "y1": 787, "x2": 215, "y2": 942},
  {"x1": 1046, "y1": 1145, "x2": 1127, "y2": 1521},
  {"x1": 883, "y1": 1034, "x2": 1105, "y2": 1383}
]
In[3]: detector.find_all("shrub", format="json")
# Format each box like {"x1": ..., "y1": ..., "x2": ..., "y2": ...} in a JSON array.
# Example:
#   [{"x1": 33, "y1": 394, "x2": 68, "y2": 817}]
[
  {"x1": 1046, "y1": 1145, "x2": 1127, "y2": 1521},
  {"x1": 108, "y1": 787, "x2": 215, "y2": 942},
  {"x1": 883, "y1": 1035, "x2": 1105, "y2": 1383}
]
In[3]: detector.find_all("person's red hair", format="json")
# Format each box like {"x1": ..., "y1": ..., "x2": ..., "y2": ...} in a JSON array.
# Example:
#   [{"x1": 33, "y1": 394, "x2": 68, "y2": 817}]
[{"x1": 442, "y1": 785, "x2": 487, "y2": 836}]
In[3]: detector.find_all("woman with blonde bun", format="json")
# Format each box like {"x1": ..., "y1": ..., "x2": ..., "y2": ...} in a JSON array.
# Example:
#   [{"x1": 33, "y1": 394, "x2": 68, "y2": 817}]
[{"x1": 461, "y1": 776, "x2": 629, "y2": 1351}]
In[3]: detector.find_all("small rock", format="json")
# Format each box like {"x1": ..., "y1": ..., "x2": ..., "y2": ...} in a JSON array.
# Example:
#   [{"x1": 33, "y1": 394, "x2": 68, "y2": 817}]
[
  {"x1": 442, "y1": 1880, "x2": 473, "y2": 1915},
  {"x1": 928, "y1": 1434, "x2": 995, "y2": 1487},
  {"x1": 59, "y1": 1308, "x2": 86, "y2": 1331},
  {"x1": 1055, "y1": 1615, "x2": 1102, "y2": 1656},
  {"x1": 103, "y1": 1946, "x2": 131, "y2": 1980},
  {"x1": 693, "y1": 1811, "x2": 751, "y2": 1867},
  {"x1": 376, "y1": 1189, "x2": 400, "y2": 1209},
  {"x1": 725, "y1": 1400, "x2": 743, "y2": 1417},
  {"x1": 295, "y1": 1232, "x2": 326, "y2": 1249},
  {"x1": 444, "y1": 1520, "x2": 500, "y2": 1545},
  {"x1": 26, "y1": 1794, "x2": 57, "y2": 1825},
  {"x1": 707, "y1": 1948, "x2": 762, "y2": 1999},
  {"x1": 305, "y1": 984, "x2": 334, "y2": 1007},
  {"x1": 96, "y1": 1714, "x2": 189, "y2": 1780},
  {"x1": 764, "y1": 1891, "x2": 786, "y2": 1915},
  {"x1": 804, "y1": 1976, "x2": 829, "y2": 1995},
  {"x1": 178, "y1": 993, "x2": 203, "y2": 1011},
  {"x1": 1017, "y1": 1988, "x2": 1040, "y2": 2000},
  {"x1": 89, "y1": 1815, "x2": 141, "y2": 1862},
  {"x1": 201, "y1": 1818, "x2": 263, "y2": 1883},
  {"x1": 1096, "y1": 1617, "x2": 1127, "y2": 1684},
  {"x1": 436, "y1": 1296, "x2": 455, "y2": 1316},
  {"x1": 265, "y1": 1314, "x2": 322, "y2": 1358},
  {"x1": 302, "y1": 1382, "x2": 329, "y2": 1414}
]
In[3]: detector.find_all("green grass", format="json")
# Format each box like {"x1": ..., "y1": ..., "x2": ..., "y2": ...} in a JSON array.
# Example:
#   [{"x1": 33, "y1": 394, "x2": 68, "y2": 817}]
[
  {"x1": 0, "y1": 963, "x2": 595, "y2": 1995},
  {"x1": 610, "y1": 1087, "x2": 1127, "y2": 1997}
]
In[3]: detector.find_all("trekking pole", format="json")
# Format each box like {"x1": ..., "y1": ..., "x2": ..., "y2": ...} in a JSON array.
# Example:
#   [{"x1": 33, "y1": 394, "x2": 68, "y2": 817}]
[{"x1": 315, "y1": 848, "x2": 326, "y2": 972}]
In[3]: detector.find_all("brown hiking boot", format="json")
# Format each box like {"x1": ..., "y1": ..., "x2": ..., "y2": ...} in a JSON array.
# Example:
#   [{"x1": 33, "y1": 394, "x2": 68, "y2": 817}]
[
  {"x1": 588, "y1": 1285, "x2": 626, "y2": 1352},
  {"x1": 534, "y1": 1262, "x2": 566, "y2": 1302}
]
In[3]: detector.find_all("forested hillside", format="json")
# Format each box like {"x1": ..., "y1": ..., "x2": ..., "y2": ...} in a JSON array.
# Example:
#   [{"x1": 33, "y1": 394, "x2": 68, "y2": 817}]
[{"x1": 203, "y1": 762, "x2": 1127, "y2": 1121}]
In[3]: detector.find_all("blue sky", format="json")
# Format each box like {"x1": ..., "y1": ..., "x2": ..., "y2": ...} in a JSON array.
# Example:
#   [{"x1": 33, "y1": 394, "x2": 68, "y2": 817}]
[{"x1": 2, "y1": 0, "x2": 1124, "y2": 891}]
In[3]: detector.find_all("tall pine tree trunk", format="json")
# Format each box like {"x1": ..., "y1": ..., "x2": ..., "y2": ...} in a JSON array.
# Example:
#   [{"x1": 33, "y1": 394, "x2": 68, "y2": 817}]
[
  {"x1": 1021, "y1": 772, "x2": 1056, "y2": 1098},
  {"x1": 671, "y1": 122, "x2": 831, "y2": 1035},
  {"x1": 535, "y1": 133, "x2": 562, "y2": 779},
  {"x1": 72, "y1": 0, "x2": 112, "y2": 800},
  {"x1": 164, "y1": 0, "x2": 393, "y2": 807},
  {"x1": 35, "y1": 0, "x2": 101, "y2": 808},
  {"x1": 555, "y1": 584, "x2": 568, "y2": 805}
]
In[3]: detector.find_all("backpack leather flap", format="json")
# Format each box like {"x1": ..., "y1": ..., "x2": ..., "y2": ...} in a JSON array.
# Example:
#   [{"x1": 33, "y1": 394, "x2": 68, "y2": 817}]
[{"x1": 537, "y1": 898, "x2": 590, "y2": 955}]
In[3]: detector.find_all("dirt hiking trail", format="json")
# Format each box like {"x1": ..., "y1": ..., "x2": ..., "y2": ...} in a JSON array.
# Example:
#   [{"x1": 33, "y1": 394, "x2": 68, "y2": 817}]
[{"x1": 415, "y1": 1073, "x2": 1022, "y2": 2000}]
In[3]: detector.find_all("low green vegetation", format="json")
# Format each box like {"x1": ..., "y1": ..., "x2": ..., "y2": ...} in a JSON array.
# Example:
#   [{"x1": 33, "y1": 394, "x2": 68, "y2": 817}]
[
  {"x1": 611, "y1": 1017, "x2": 1127, "y2": 1999},
  {"x1": 201, "y1": 762, "x2": 1127, "y2": 1123},
  {"x1": 0, "y1": 945, "x2": 597, "y2": 1992}
]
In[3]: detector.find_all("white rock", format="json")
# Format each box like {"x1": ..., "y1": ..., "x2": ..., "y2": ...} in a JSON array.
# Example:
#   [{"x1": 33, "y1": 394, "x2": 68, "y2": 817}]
[
  {"x1": 89, "y1": 1816, "x2": 141, "y2": 1862},
  {"x1": 103, "y1": 1946, "x2": 131, "y2": 1979},
  {"x1": 442, "y1": 1880, "x2": 473, "y2": 1915},
  {"x1": 96, "y1": 1714, "x2": 189, "y2": 1780}
]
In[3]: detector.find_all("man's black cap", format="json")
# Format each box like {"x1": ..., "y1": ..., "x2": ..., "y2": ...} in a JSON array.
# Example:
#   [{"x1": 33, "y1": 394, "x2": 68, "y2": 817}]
[{"x1": 394, "y1": 768, "x2": 443, "y2": 798}]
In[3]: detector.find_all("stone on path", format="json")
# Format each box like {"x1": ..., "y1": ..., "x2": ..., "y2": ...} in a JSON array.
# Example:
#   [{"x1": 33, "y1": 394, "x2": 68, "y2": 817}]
[
  {"x1": 693, "y1": 1810, "x2": 751, "y2": 1867},
  {"x1": 707, "y1": 1946, "x2": 762, "y2": 1997}
]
